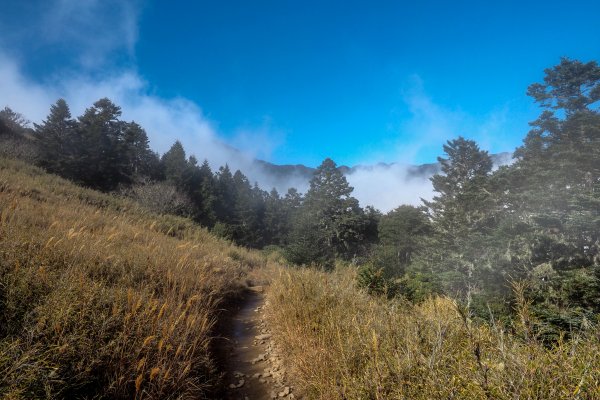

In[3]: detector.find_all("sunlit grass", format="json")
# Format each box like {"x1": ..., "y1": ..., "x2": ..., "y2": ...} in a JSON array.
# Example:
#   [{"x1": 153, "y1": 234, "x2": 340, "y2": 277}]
[
  {"x1": 0, "y1": 157, "x2": 263, "y2": 399},
  {"x1": 266, "y1": 265, "x2": 600, "y2": 399}
]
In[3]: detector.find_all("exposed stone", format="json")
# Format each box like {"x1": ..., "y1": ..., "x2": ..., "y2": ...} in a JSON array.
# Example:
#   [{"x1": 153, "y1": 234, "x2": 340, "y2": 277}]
[
  {"x1": 248, "y1": 285, "x2": 264, "y2": 293},
  {"x1": 256, "y1": 333, "x2": 272, "y2": 340},
  {"x1": 278, "y1": 386, "x2": 290, "y2": 397},
  {"x1": 229, "y1": 379, "x2": 245, "y2": 388}
]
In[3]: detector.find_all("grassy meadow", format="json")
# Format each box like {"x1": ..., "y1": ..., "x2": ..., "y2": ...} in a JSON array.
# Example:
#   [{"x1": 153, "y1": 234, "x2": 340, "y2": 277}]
[
  {"x1": 1, "y1": 155, "x2": 599, "y2": 400},
  {"x1": 265, "y1": 265, "x2": 600, "y2": 400},
  {"x1": 0, "y1": 157, "x2": 263, "y2": 399}
]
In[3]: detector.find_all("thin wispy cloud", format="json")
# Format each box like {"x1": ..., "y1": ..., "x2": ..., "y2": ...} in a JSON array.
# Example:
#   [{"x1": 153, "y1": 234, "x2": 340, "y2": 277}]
[
  {"x1": 392, "y1": 75, "x2": 512, "y2": 163},
  {"x1": 43, "y1": 0, "x2": 140, "y2": 67},
  {"x1": 345, "y1": 76, "x2": 516, "y2": 212},
  {"x1": 0, "y1": 0, "x2": 139, "y2": 70},
  {"x1": 231, "y1": 117, "x2": 286, "y2": 163}
]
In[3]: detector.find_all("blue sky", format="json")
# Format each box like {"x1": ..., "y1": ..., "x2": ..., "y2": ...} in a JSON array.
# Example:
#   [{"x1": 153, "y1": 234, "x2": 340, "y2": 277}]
[{"x1": 1, "y1": 0, "x2": 599, "y2": 168}]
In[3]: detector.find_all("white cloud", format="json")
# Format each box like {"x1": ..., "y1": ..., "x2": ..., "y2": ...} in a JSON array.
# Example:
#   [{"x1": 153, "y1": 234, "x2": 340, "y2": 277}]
[
  {"x1": 0, "y1": 4, "x2": 514, "y2": 214},
  {"x1": 362, "y1": 75, "x2": 514, "y2": 165},
  {"x1": 0, "y1": 55, "x2": 57, "y2": 123},
  {"x1": 0, "y1": 53, "x2": 235, "y2": 166},
  {"x1": 0, "y1": 50, "x2": 299, "y2": 194},
  {"x1": 230, "y1": 118, "x2": 285, "y2": 163},
  {"x1": 0, "y1": 55, "x2": 513, "y2": 212},
  {"x1": 347, "y1": 164, "x2": 435, "y2": 212}
]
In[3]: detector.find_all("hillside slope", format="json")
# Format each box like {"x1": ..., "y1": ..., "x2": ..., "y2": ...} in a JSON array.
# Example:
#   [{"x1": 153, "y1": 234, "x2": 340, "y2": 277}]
[
  {"x1": 0, "y1": 157, "x2": 263, "y2": 399},
  {"x1": 265, "y1": 266, "x2": 600, "y2": 399}
]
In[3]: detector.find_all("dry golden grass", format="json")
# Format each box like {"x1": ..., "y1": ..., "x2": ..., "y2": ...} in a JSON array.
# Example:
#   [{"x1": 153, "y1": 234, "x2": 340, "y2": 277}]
[
  {"x1": 266, "y1": 265, "x2": 600, "y2": 400},
  {"x1": 0, "y1": 157, "x2": 264, "y2": 399}
]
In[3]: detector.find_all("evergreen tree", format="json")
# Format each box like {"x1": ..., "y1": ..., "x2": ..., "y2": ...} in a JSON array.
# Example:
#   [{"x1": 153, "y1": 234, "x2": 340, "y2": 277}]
[
  {"x1": 161, "y1": 141, "x2": 188, "y2": 186},
  {"x1": 73, "y1": 98, "x2": 130, "y2": 190},
  {"x1": 264, "y1": 188, "x2": 294, "y2": 246},
  {"x1": 506, "y1": 58, "x2": 600, "y2": 334},
  {"x1": 286, "y1": 158, "x2": 370, "y2": 267},
  {"x1": 122, "y1": 121, "x2": 159, "y2": 180},
  {"x1": 35, "y1": 99, "x2": 78, "y2": 176},
  {"x1": 231, "y1": 170, "x2": 260, "y2": 246},
  {"x1": 216, "y1": 164, "x2": 236, "y2": 223},
  {"x1": 419, "y1": 137, "x2": 495, "y2": 308},
  {"x1": 423, "y1": 136, "x2": 494, "y2": 239},
  {"x1": 283, "y1": 187, "x2": 303, "y2": 210},
  {"x1": 197, "y1": 159, "x2": 217, "y2": 227},
  {"x1": 377, "y1": 205, "x2": 430, "y2": 267}
]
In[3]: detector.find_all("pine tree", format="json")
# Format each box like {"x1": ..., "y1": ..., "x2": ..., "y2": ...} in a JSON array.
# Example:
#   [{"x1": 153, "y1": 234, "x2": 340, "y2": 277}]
[
  {"x1": 424, "y1": 136, "x2": 494, "y2": 239},
  {"x1": 215, "y1": 164, "x2": 235, "y2": 226},
  {"x1": 161, "y1": 141, "x2": 187, "y2": 186},
  {"x1": 73, "y1": 98, "x2": 130, "y2": 190},
  {"x1": 506, "y1": 58, "x2": 600, "y2": 334},
  {"x1": 264, "y1": 188, "x2": 293, "y2": 245},
  {"x1": 197, "y1": 159, "x2": 217, "y2": 227},
  {"x1": 378, "y1": 205, "x2": 430, "y2": 267},
  {"x1": 0, "y1": 107, "x2": 29, "y2": 136},
  {"x1": 286, "y1": 158, "x2": 369, "y2": 267},
  {"x1": 419, "y1": 137, "x2": 495, "y2": 308},
  {"x1": 35, "y1": 99, "x2": 77, "y2": 176},
  {"x1": 122, "y1": 121, "x2": 158, "y2": 180}
]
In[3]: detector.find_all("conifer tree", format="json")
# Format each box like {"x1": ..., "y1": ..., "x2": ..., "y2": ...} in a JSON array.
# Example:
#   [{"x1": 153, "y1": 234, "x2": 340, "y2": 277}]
[
  {"x1": 73, "y1": 98, "x2": 130, "y2": 190},
  {"x1": 197, "y1": 159, "x2": 217, "y2": 227},
  {"x1": 423, "y1": 136, "x2": 493, "y2": 240},
  {"x1": 161, "y1": 141, "x2": 188, "y2": 186},
  {"x1": 419, "y1": 137, "x2": 494, "y2": 308},
  {"x1": 35, "y1": 99, "x2": 77, "y2": 176},
  {"x1": 122, "y1": 121, "x2": 158, "y2": 180},
  {"x1": 0, "y1": 107, "x2": 29, "y2": 136},
  {"x1": 286, "y1": 158, "x2": 370, "y2": 267},
  {"x1": 506, "y1": 58, "x2": 600, "y2": 333}
]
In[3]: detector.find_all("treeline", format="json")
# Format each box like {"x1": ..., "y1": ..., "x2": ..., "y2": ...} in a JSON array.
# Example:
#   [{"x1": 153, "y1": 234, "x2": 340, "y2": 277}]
[
  {"x1": 1, "y1": 58, "x2": 598, "y2": 336},
  {"x1": 361, "y1": 58, "x2": 600, "y2": 339},
  {"x1": 0, "y1": 98, "x2": 378, "y2": 254}
]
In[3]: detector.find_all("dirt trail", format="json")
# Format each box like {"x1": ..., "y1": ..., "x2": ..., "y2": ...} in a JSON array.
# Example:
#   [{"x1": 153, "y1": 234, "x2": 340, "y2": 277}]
[{"x1": 218, "y1": 287, "x2": 296, "y2": 400}]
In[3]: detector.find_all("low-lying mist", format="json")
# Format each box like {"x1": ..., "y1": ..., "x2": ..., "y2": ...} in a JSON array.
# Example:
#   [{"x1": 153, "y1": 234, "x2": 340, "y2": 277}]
[
  {"x1": 0, "y1": 51, "x2": 436, "y2": 211},
  {"x1": 0, "y1": 51, "x2": 514, "y2": 213}
]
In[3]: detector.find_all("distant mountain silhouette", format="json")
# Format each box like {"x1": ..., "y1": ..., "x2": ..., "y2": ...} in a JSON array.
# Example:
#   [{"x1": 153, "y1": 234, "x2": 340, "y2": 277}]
[{"x1": 252, "y1": 152, "x2": 513, "y2": 190}]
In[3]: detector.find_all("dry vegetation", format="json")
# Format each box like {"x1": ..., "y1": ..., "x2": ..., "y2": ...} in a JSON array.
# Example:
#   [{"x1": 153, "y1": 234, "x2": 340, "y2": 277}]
[
  {"x1": 2, "y1": 155, "x2": 599, "y2": 400},
  {"x1": 0, "y1": 157, "x2": 264, "y2": 399},
  {"x1": 266, "y1": 265, "x2": 600, "y2": 399}
]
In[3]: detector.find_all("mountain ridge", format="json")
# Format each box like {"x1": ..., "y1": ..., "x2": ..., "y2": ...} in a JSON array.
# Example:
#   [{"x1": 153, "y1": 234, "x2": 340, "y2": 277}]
[{"x1": 252, "y1": 151, "x2": 513, "y2": 190}]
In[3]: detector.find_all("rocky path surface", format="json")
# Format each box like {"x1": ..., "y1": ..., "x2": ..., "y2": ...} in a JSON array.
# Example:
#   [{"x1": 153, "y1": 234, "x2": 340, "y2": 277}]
[{"x1": 221, "y1": 286, "x2": 297, "y2": 400}]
